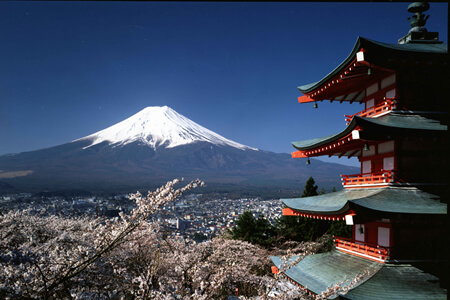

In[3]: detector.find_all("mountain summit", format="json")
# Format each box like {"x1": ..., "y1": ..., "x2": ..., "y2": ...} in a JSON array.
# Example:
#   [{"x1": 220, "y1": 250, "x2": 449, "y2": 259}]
[{"x1": 77, "y1": 106, "x2": 257, "y2": 151}]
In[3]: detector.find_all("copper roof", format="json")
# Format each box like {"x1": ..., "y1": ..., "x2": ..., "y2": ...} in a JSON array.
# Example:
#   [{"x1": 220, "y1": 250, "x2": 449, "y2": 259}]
[{"x1": 282, "y1": 187, "x2": 446, "y2": 215}]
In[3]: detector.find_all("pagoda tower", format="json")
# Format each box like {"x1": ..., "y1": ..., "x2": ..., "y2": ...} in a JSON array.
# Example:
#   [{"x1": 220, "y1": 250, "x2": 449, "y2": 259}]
[{"x1": 271, "y1": 3, "x2": 447, "y2": 298}]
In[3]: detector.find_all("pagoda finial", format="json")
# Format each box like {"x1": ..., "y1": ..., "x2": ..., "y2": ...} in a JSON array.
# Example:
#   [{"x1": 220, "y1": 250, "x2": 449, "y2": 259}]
[
  {"x1": 407, "y1": 2, "x2": 430, "y2": 33},
  {"x1": 398, "y1": 2, "x2": 441, "y2": 44}
]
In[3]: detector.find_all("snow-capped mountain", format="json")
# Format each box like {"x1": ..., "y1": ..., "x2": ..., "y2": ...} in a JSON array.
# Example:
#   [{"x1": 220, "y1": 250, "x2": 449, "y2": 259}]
[
  {"x1": 0, "y1": 106, "x2": 358, "y2": 193},
  {"x1": 77, "y1": 106, "x2": 257, "y2": 151}
]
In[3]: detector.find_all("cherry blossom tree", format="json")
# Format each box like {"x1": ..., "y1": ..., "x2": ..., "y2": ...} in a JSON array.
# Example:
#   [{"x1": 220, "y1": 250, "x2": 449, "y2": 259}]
[
  {"x1": 0, "y1": 178, "x2": 370, "y2": 299},
  {"x1": 0, "y1": 179, "x2": 206, "y2": 299}
]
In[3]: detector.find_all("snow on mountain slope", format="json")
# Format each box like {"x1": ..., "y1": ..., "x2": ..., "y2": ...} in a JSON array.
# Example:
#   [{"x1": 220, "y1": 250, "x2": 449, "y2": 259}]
[{"x1": 76, "y1": 106, "x2": 258, "y2": 151}]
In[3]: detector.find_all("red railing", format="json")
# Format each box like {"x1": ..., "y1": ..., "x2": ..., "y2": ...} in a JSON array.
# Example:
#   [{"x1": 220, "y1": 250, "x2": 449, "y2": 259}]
[
  {"x1": 345, "y1": 98, "x2": 396, "y2": 125},
  {"x1": 341, "y1": 170, "x2": 395, "y2": 187},
  {"x1": 334, "y1": 236, "x2": 391, "y2": 262}
]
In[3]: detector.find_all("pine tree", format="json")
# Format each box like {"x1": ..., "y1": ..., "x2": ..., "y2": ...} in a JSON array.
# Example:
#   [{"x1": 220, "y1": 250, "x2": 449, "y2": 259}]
[
  {"x1": 230, "y1": 211, "x2": 275, "y2": 247},
  {"x1": 302, "y1": 176, "x2": 318, "y2": 197},
  {"x1": 231, "y1": 211, "x2": 255, "y2": 241},
  {"x1": 276, "y1": 177, "x2": 349, "y2": 243}
]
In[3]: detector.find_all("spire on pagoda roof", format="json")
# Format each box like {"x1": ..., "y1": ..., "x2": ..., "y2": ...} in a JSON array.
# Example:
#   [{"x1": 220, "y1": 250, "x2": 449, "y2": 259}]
[
  {"x1": 407, "y1": 2, "x2": 430, "y2": 30},
  {"x1": 399, "y1": 2, "x2": 442, "y2": 44}
]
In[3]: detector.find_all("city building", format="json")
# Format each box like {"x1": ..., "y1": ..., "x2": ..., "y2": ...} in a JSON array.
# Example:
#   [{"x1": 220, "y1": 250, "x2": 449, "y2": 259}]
[{"x1": 271, "y1": 2, "x2": 448, "y2": 298}]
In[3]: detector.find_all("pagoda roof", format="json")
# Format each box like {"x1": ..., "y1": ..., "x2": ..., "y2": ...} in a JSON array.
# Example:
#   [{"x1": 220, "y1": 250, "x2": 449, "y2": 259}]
[
  {"x1": 343, "y1": 263, "x2": 448, "y2": 299},
  {"x1": 271, "y1": 251, "x2": 447, "y2": 299},
  {"x1": 282, "y1": 187, "x2": 447, "y2": 216},
  {"x1": 292, "y1": 112, "x2": 447, "y2": 156},
  {"x1": 271, "y1": 251, "x2": 382, "y2": 299},
  {"x1": 298, "y1": 37, "x2": 448, "y2": 95}
]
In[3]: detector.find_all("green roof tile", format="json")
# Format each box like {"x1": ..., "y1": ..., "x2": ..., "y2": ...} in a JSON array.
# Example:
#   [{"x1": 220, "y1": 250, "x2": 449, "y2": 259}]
[
  {"x1": 271, "y1": 251, "x2": 382, "y2": 298},
  {"x1": 282, "y1": 187, "x2": 446, "y2": 215},
  {"x1": 350, "y1": 187, "x2": 446, "y2": 214},
  {"x1": 271, "y1": 251, "x2": 447, "y2": 299},
  {"x1": 355, "y1": 112, "x2": 447, "y2": 131},
  {"x1": 344, "y1": 264, "x2": 447, "y2": 300},
  {"x1": 282, "y1": 188, "x2": 359, "y2": 214}
]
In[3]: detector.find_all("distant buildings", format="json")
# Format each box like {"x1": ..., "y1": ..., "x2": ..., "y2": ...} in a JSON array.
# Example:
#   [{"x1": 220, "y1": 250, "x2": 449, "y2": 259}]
[{"x1": 1, "y1": 192, "x2": 281, "y2": 244}]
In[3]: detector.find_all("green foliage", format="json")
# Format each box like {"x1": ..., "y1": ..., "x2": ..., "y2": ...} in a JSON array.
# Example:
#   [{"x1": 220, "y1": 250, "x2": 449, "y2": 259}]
[
  {"x1": 275, "y1": 216, "x2": 331, "y2": 243},
  {"x1": 229, "y1": 211, "x2": 275, "y2": 247},
  {"x1": 192, "y1": 232, "x2": 208, "y2": 242},
  {"x1": 230, "y1": 177, "x2": 353, "y2": 248},
  {"x1": 275, "y1": 177, "x2": 352, "y2": 245},
  {"x1": 302, "y1": 176, "x2": 319, "y2": 197},
  {"x1": 329, "y1": 220, "x2": 352, "y2": 238}
]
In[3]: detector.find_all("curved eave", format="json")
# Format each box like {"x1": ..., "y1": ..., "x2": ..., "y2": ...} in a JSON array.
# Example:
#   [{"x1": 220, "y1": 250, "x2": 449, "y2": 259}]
[
  {"x1": 282, "y1": 189, "x2": 356, "y2": 215},
  {"x1": 298, "y1": 37, "x2": 366, "y2": 94},
  {"x1": 282, "y1": 187, "x2": 446, "y2": 216},
  {"x1": 291, "y1": 115, "x2": 363, "y2": 159},
  {"x1": 297, "y1": 37, "x2": 448, "y2": 100},
  {"x1": 291, "y1": 112, "x2": 447, "y2": 158},
  {"x1": 292, "y1": 118, "x2": 358, "y2": 151}
]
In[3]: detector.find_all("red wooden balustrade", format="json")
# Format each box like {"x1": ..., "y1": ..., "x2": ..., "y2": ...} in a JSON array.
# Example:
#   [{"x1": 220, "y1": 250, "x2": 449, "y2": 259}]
[
  {"x1": 341, "y1": 170, "x2": 395, "y2": 187},
  {"x1": 334, "y1": 236, "x2": 391, "y2": 262},
  {"x1": 345, "y1": 98, "x2": 396, "y2": 125}
]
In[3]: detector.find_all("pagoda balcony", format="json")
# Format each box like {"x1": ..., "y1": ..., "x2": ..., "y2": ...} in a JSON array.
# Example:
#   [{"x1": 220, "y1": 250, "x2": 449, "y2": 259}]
[
  {"x1": 334, "y1": 236, "x2": 391, "y2": 263},
  {"x1": 341, "y1": 170, "x2": 395, "y2": 188},
  {"x1": 345, "y1": 98, "x2": 396, "y2": 125}
]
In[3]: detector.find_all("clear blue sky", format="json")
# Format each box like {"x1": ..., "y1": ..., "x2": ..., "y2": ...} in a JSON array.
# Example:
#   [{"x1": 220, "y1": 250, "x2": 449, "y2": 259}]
[{"x1": 1, "y1": 2, "x2": 447, "y2": 166}]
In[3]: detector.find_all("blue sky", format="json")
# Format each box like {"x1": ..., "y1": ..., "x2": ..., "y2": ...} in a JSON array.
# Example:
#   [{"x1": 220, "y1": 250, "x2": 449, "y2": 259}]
[{"x1": 1, "y1": 2, "x2": 447, "y2": 166}]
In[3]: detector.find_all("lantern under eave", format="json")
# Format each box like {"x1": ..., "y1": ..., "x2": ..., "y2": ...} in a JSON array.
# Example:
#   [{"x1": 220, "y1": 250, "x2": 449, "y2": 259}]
[{"x1": 271, "y1": 3, "x2": 448, "y2": 298}]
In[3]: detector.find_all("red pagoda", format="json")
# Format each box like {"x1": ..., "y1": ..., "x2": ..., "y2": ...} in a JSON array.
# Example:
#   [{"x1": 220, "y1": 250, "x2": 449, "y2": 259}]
[{"x1": 271, "y1": 2, "x2": 447, "y2": 298}]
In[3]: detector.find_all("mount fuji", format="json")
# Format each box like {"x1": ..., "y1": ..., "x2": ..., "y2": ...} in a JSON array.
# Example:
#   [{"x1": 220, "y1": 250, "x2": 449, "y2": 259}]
[
  {"x1": 76, "y1": 106, "x2": 257, "y2": 151},
  {"x1": 0, "y1": 106, "x2": 357, "y2": 193}
]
